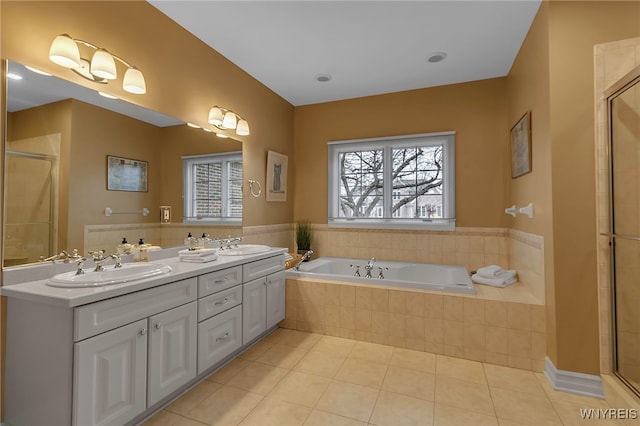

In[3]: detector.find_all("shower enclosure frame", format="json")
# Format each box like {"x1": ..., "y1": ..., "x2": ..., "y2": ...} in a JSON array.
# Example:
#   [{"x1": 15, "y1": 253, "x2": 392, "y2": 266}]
[{"x1": 604, "y1": 64, "x2": 640, "y2": 399}]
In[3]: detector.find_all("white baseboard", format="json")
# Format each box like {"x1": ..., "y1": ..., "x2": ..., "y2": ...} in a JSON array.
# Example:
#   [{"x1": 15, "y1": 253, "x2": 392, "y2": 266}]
[{"x1": 544, "y1": 357, "x2": 605, "y2": 399}]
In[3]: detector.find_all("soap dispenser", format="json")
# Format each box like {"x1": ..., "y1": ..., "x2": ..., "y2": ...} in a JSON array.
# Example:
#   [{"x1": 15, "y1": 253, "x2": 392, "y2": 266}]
[
  {"x1": 117, "y1": 237, "x2": 132, "y2": 254},
  {"x1": 136, "y1": 238, "x2": 149, "y2": 262},
  {"x1": 185, "y1": 232, "x2": 197, "y2": 250}
]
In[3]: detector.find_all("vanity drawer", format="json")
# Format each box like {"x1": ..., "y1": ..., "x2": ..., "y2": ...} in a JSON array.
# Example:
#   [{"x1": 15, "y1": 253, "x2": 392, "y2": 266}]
[
  {"x1": 242, "y1": 255, "x2": 284, "y2": 282},
  {"x1": 197, "y1": 305, "x2": 242, "y2": 374},
  {"x1": 198, "y1": 284, "x2": 242, "y2": 322},
  {"x1": 198, "y1": 266, "x2": 242, "y2": 297},
  {"x1": 74, "y1": 278, "x2": 197, "y2": 341}
]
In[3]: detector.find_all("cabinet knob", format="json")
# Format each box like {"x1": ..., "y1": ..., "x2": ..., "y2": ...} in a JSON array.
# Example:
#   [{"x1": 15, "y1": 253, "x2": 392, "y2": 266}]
[
  {"x1": 214, "y1": 277, "x2": 229, "y2": 284},
  {"x1": 139, "y1": 328, "x2": 147, "y2": 336},
  {"x1": 154, "y1": 322, "x2": 161, "y2": 330},
  {"x1": 216, "y1": 332, "x2": 229, "y2": 342},
  {"x1": 214, "y1": 297, "x2": 229, "y2": 306}
]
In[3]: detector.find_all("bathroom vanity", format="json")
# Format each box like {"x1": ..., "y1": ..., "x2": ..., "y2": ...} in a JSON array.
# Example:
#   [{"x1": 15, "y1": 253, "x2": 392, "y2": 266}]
[{"x1": 1, "y1": 248, "x2": 286, "y2": 426}]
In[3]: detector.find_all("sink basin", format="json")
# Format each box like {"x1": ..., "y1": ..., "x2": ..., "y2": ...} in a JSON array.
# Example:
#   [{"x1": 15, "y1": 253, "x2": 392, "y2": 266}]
[
  {"x1": 218, "y1": 244, "x2": 271, "y2": 256},
  {"x1": 47, "y1": 262, "x2": 173, "y2": 288}
]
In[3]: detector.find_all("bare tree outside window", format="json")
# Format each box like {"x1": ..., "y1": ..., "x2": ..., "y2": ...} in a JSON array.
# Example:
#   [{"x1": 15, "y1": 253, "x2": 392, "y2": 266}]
[{"x1": 338, "y1": 145, "x2": 443, "y2": 218}]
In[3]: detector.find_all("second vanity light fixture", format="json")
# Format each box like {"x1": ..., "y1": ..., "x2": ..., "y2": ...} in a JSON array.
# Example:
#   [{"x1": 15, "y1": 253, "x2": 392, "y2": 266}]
[
  {"x1": 208, "y1": 106, "x2": 250, "y2": 136},
  {"x1": 49, "y1": 34, "x2": 146, "y2": 94}
]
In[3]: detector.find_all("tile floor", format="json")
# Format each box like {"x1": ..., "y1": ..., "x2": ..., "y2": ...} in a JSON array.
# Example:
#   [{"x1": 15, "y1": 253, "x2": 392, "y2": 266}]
[{"x1": 143, "y1": 329, "x2": 639, "y2": 426}]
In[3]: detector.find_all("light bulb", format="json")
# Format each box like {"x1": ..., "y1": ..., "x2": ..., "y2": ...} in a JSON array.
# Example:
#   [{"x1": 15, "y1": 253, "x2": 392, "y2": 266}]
[
  {"x1": 208, "y1": 107, "x2": 224, "y2": 126},
  {"x1": 91, "y1": 49, "x2": 117, "y2": 80},
  {"x1": 236, "y1": 119, "x2": 250, "y2": 136},
  {"x1": 123, "y1": 67, "x2": 146, "y2": 94},
  {"x1": 222, "y1": 111, "x2": 237, "y2": 129}
]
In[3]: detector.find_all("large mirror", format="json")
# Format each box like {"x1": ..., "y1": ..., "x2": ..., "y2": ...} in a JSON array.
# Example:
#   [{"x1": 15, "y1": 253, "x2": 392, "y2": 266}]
[{"x1": 4, "y1": 60, "x2": 243, "y2": 267}]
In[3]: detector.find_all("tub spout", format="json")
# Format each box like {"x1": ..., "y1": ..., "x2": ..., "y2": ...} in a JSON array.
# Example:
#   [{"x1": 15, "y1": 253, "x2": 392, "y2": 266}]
[{"x1": 294, "y1": 250, "x2": 314, "y2": 270}]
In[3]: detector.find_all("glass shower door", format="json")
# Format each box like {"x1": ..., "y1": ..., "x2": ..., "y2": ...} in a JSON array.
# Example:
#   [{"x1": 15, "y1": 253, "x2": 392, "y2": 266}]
[{"x1": 609, "y1": 68, "x2": 640, "y2": 397}]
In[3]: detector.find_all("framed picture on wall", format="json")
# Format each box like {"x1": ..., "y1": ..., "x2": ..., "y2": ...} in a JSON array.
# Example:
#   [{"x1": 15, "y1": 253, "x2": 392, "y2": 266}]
[
  {"x1": 107, "y1": 155, "x2": 148, "y2": 192},
  {"x1": 266, "y1": 150, "x2": 288, "y2": 202},
  {"x1": 510, "y1": 111, "x2": 532, "y2": 178}
]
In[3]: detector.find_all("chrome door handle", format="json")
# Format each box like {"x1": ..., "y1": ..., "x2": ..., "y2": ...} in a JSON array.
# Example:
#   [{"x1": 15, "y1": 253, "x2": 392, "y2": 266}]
[{"x1": 214, "y1": 297, "x2": 229, "y2": 306}]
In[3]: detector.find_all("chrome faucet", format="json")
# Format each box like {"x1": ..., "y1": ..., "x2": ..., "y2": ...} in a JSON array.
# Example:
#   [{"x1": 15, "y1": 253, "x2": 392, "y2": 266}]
[
  {"x1": 293, "y1": 250, "x2": 314, "y2": 271},
  {"x1": 89, "y1": 250, "x2": 122, "y2": 272},
  {"x1": 39, "y1": 249, "x2": 83, "y2": 263},
  {"x1": 364, "y1": 257, "x2": 376, "y2": 278}
]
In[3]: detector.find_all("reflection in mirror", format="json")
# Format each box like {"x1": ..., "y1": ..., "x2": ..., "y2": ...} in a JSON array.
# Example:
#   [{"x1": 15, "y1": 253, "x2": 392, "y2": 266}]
[{"x1": 4, "y1": 61, "x2": 243, "y2": 268}]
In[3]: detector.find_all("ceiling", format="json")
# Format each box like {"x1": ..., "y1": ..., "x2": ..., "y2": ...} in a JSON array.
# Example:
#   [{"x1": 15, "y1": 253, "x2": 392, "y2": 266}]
[{"x1": 149, "y1": 0, "x2": 542, "y2": 106}]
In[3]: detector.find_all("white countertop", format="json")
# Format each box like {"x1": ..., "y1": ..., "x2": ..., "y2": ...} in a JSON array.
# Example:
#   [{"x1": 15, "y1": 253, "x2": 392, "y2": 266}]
[{"x1": 0, "y1": 247, "x2": 287, "y2": 308}]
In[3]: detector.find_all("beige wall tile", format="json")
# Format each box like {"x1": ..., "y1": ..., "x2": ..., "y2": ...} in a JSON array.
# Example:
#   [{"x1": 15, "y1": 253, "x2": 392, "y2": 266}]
[
  {"x1": 389, "y1": 313, "x2": 407, "y2": 337},
  {"x1": 372, "y1": 311, "x2": 389, "y2": 335},
  {"x1": 389, "y1": 290, "x2": 407, "y2": 314},
  {"x1": 425, "y1": 294, "x2": 444, "y2": 319},
  {"x1": 464, "y1": 324, "x2": 486, "y2": 352},
  {"x1": 406, "y1": 292, "x2": 425, "y2": 317},
  {"x1": 325, "y1": 305, "x2": 340, "y2": 328},
  {"x1": 444, "y1": 321, "x2": 464, "y2": 347},
  {"x1": 406, "y1": 316, "x2": 425, "y2": 339},
  {"x1": 325, "y1": 284, "x2": 341, "y2": 306},
  {"x1": 485, "y1": 326, "x2": 508, "y2": 355},
  {"x1": 485, "y1": 352, "x2": 509, "y2": 367},
  {"x1": 485, "y1": 300, "x2": 507, "y2": 328},
  {"x1": 507, "y1": 303, "x2": 531, "y2": 331},
  {"x1": 443, "y1": 296, "x2": 464, "y2": 322},
  {"x1": 371, "y1": 288, "x2": 389, "y2": 312},
  {"x1": 507, "y1": 329, "x2": 531, "y2": 359},
  {"x1": 355, "y1": 309, "x2": 372, "y2": 331},
  {"x1": 340, "y1": 286, "x2": 356, "y2": 307},
  {"x1": 464, "y1": 299, "x2": 485, "y2": 324},
  {"x1": 355, "y1": 287, "x2": 372, "y2": 310}
]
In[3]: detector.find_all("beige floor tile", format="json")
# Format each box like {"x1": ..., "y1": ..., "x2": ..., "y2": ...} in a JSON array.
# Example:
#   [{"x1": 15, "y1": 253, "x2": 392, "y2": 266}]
[
  {"x1": 390, "y1": 347, "x2": 437, "y2": 373},
  {"x1": 436, "y1": 355, "x2": 487, "y2": 384},
  {"x1": 227, "y1": 362, "x2": 289, "y2": 395},
  {"x1": 303, "y1": 409, "x2": 367, "y2": 426},
  {"x1": 256, "y1": 344, "x2": 308, "y2": 368},
  {"x1": 381, "y1": 365, "x2": 436, "y2": 401},
  {"x1": 434, "y1": 375, "x2": 495, "y2": 417},
  {"x1": 239, "y1": 397, "x2": 311, "y2": 426},
  {"x1": 186, "y1": 385, "x2": 263, "y2": 425},
  {"x1": 293, "y1": 349, "x2": 346, "y2": 378},
  {"x1": 315, "y1": 380, "x2": 379, "y2": 422},
  {"x1": 311, "y1": 336, "x2": 357, "y2": 357},
  {"x1": 434, "y1": 403, "x2": 499, "y2": 426},
  {"x1": 174, "y1": 417, "x2": 207, "y2": 426},
  {"x1": 490, "y1": 387, "x2": 562, "y2": 425},
  {"x1": 207, "y1": 358, "x2": 251, "y2": 384},
  {"x1": 142, "y1": 409, "x2": 182, "y2": 426},
  {"x1": 269, "y1": 371, "x2": 331, "y2": 408},
  {"x1": 497, "y1": 419, "x2": 530, "y2": 426},
  {"x1": 166, "y1": 380, "x2": 223, "y2": 415},
  {"x1": 265, "y1": 329, "x2": 323, "y2": 350},
  {"x1": 370, "y1": 390, "x2": 434, "y2": 426},
  {"x1": 334, "y1": 357, "x2": 388, "y2": 389},
  {"x1": 349, "y1": 341, "x2": 394, "y2": 364},
  {"x1": 239, "y1": 340, "x2": 274, "y2": 361},
  {"x1": 484, "y1": 364, "x2": 545, "y2": 396}
]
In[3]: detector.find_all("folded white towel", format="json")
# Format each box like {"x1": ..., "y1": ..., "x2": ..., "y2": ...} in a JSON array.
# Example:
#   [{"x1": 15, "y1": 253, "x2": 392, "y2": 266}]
[
  {"x1": 476, "y1": 265, "x2": 504, "y2": 278},
  {"x1": 181, "y1": 254, "x2": 218, "y2": 263},
  {"x1": 471, "y1": 272, "x2": 517, "y2": 287},
  {"x1": 178, "y1": 248, "x2": 217, "y2": 257}
]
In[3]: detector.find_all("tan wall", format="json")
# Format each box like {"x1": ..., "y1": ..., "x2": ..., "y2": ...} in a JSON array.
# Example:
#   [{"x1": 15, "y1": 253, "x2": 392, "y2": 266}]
[
  {"x1": 547, "y1": 1, "x2": 640, "y2": 376},
  {"x1": 507, "y1": 1, "x2": 558, "y2": 368},
  {"x1": 0, "y1": 0, "x2": 295, "y2": 229},
  {"x1": 293, "y1": 78, "x2": 510, "y2": 227}
]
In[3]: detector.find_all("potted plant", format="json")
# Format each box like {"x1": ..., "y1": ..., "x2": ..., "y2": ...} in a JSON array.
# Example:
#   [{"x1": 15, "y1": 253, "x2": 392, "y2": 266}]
[{"x1": 295, "y1": 220, "x2": 313, "y2": 258}]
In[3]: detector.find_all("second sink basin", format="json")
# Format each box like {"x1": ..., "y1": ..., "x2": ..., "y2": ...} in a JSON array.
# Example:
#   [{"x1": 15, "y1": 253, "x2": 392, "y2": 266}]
[
  {"x1": 218, "y1": 244, "x2": 271, "y2": 256},
  {"x1": 47, "y1": 262, "x2": 173, "y2": 288}
]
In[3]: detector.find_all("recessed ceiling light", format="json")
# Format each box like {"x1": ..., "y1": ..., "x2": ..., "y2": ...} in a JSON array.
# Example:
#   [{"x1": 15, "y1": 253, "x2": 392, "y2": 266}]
[
  {"x1": 203, "y1": 128, "x2": 214, "y2": 132},
  {"x1": 98, "y1": 91, "x2": 118, "y2": 99},
  {"x1": 7, "y1": 73, "x2": 22, "y2": 80},
  {"x1": 187, "y1": 122, "x2": 201, "y2": 128},
  {"x1": 216, "y1": 133, "x2": 229, "y2": 139},
  {"x1": 427, "y1": 52, "x2": 447, "y2": 63},
  {"x1": 315, "y1": 74, "x2": 332, "y2": 83}
]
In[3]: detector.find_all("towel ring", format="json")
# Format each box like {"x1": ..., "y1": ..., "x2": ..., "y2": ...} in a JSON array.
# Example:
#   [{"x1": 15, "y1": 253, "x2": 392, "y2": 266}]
[{"x1": 248, "y1": 179, "x2": 262, "y2": 198}]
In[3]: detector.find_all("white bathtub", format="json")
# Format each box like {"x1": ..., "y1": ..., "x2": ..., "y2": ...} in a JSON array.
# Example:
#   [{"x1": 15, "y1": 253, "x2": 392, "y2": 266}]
[{"x1": 286, "y1": 256, "x2": 475, "y2": 295}]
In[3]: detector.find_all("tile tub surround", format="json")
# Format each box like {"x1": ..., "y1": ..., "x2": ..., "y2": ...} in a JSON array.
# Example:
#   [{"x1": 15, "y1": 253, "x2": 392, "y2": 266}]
[
  {"x1": 143, "y1": 329, "x2": 637, "y2": 426},
  {"x1": 282, "y1": 278, "x2": 547, "y2": 372}
]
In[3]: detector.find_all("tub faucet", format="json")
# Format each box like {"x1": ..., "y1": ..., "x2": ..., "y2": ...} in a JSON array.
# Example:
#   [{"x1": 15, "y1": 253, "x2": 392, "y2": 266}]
[
  {"x1": 365, "y1": 257, "x2": 376, "y2": 278},
  {"x1": 293, "y1": 250, "x2": 314, "y2": 271}
]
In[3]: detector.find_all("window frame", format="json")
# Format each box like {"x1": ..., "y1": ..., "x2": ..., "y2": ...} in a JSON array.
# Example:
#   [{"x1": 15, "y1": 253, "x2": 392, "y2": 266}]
[
  {"x1": 182, "y1": 151, "x2": 242, "y2": 225},
  {"x1": 327, "y1": 132, "x2": 455, "y2": 231}
]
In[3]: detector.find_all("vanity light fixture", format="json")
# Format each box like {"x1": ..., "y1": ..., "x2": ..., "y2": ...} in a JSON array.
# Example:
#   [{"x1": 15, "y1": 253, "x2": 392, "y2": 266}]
[
  {"x1": 208, "y1": 105, "x2": 250, "y2": 136},
  {"x1": 48, "y1": 34, "x2": 147, "y2": 95}
]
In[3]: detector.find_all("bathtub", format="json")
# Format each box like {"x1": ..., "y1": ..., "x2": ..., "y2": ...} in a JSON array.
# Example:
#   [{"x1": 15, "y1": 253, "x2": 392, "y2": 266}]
[{"x1": 286, "y1": 256, "x2": 475, "y2": 295}]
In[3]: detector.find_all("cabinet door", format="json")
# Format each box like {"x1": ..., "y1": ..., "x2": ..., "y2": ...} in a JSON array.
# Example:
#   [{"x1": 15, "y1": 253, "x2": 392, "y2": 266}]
[
  {"x1": 198, "y1": 305, "x2": 242, "y2": 374},
  {"x1": 242, "y1": 277, "x2": 267, "y2": 344},
  {"x1": 74, "y1": 319, "x2": 147, "y2": 426},
  {"x1": 266, "y1": 271, "x2": 286, "y2": 329},
  {"x1": 148, "y1": 302, "x2": 197, "y2": 407}
]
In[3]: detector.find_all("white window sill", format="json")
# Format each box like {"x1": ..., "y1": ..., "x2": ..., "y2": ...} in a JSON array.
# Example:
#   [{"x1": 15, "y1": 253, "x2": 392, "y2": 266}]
[
  {"x1": 183, "y1": 218, "x2": 241, "y2": 226},
  {"x1": 328, "y1": 218, "x2": 455, "y2": 231}
]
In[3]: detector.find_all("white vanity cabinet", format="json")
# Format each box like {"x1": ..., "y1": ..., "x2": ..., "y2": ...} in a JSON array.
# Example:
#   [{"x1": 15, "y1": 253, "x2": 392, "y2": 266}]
[
  {"x1": 2, "y1": 250, "x2": 287, "y2": 426},
  {"x1": 73, "y1": 279, "x2": 198, "y2": 426},
  {"x1": 242, "y1": 256, "x2": 286, "y2": 344}
]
